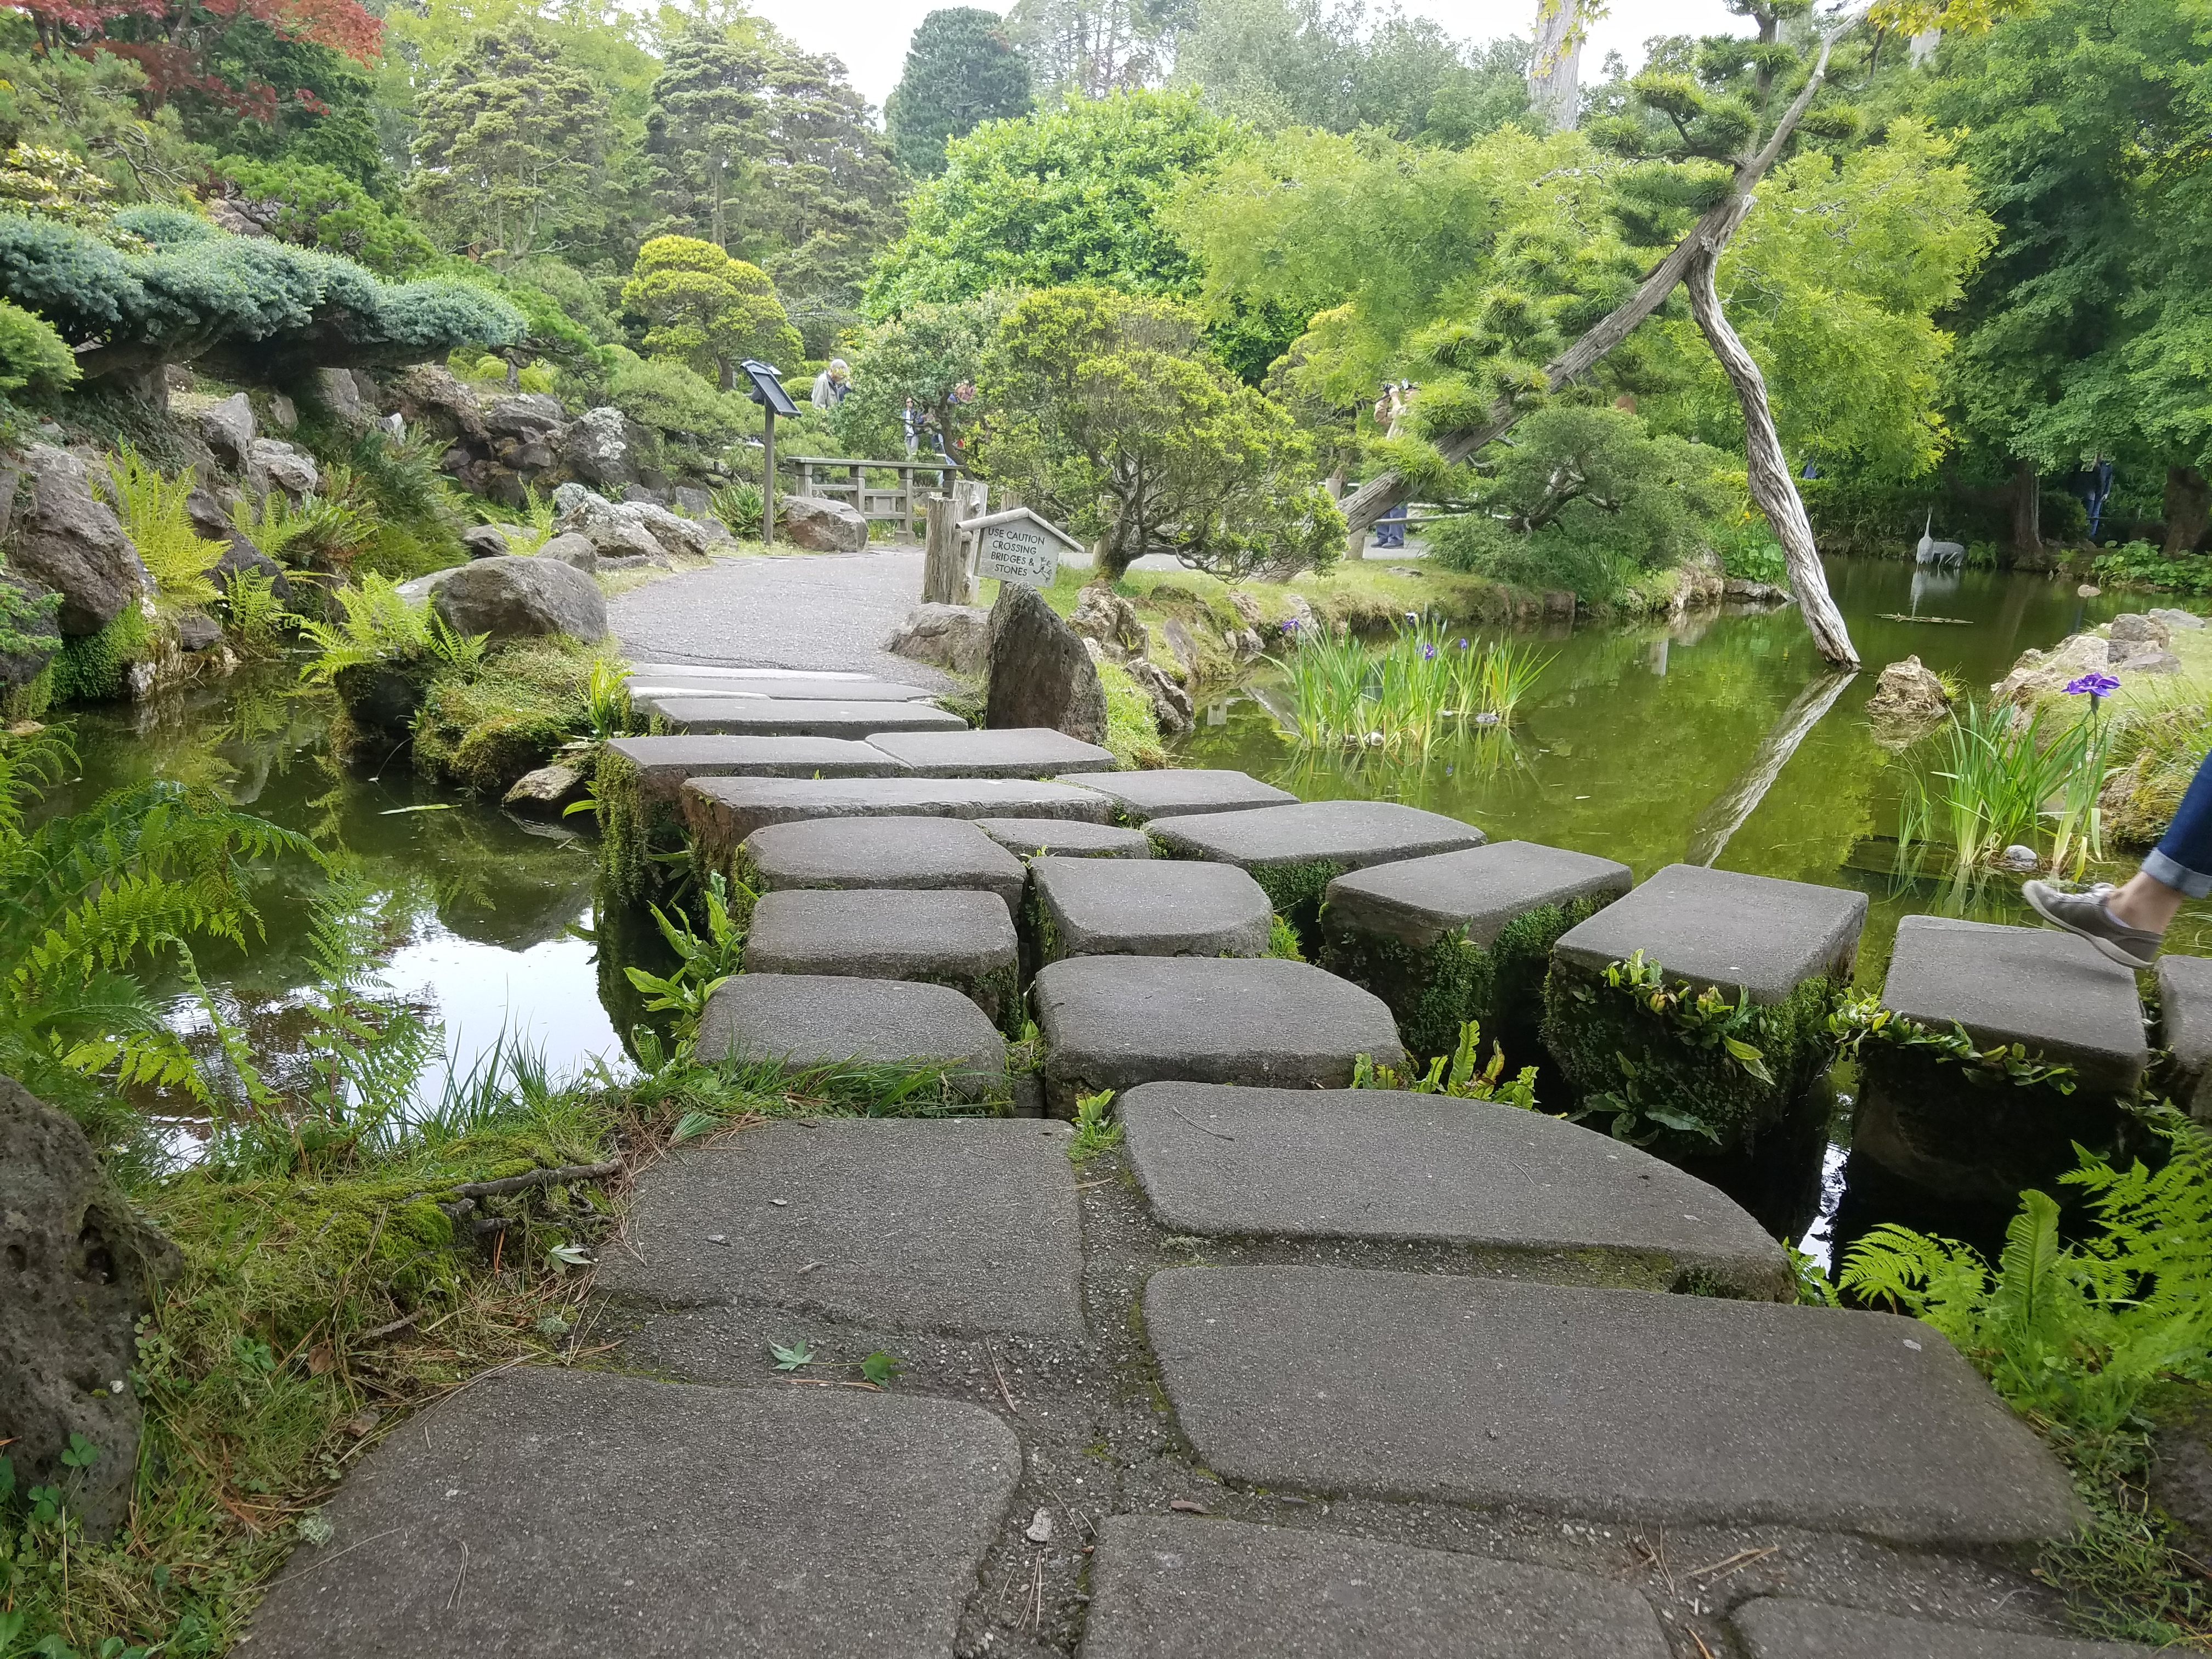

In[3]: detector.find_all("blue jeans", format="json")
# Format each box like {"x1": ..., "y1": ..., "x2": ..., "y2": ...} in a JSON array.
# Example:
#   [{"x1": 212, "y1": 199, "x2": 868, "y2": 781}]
[{"x1": 2146, "y1": 751, "x2": 2212, "y2": 897}]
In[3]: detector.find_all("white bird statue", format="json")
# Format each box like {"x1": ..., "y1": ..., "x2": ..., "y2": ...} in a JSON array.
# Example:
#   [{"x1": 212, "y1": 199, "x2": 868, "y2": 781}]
[{"x1": 1915, "y1": 511, "x2": 1966, "y2": 568}]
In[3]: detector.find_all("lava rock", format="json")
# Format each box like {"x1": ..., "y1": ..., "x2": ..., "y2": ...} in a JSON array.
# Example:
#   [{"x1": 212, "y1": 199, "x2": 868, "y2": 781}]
[
  {"x1": 313, "y1": 367, "x2": 368, "y2": 428},
  {"x1": 195, "y1": 392, "x2": 255, "y2": 469},
  {"x1": 1, "y1": 1077, "x2": 182, "y2": 1541},
  {"x1": 1069, "y1": 584, "x2": 1148, "y2": 658},
  {"x1": 390, "y1": 364, "x2": 486, "y2": 442},
  {"x1": 1120, "y1": 654, "x2": 1194, "y2": 735},
  {"x1": 431, "y1": 555, "x2": 607, "y2": 644},
  {"x1": 777, "y1": 494, "x2": 869, "y2": 552},
  {"x1": 987, "y1": 582, "x2": 1107, "y2": 744},
  {"x1": 9, "y1": 444, "x2": 151, "y2": 635},
  {"x1": 564, "y1": 406, "x2": 636, "y2": 488},
  {"x1": 887, "y1": 602, "x2": 991, "y2": 675}
]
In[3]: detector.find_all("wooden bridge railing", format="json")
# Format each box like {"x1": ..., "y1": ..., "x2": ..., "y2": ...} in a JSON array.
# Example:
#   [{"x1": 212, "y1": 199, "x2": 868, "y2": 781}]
[{"x1": 782, "y1": 456, "x2": 960, "y2": 537}]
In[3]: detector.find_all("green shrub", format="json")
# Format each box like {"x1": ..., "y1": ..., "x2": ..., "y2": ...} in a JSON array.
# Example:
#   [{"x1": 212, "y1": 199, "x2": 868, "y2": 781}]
[
  {"x1": 213, "y1": 156, "x2": 436, "y2": 276},
  {"x1": 608, "y1": 356, "x2": 742, "y2": 443},
  {"x1": 0, "y1": 297, "x2": 76, "y2": 392}
]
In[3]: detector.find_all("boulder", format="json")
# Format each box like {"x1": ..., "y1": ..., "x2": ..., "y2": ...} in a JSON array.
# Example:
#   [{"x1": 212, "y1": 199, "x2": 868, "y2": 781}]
[
  {"x1": 432, "y1": 555, "x2": 607, "y2": 644},
  {"x1": 246, "y1": 439, "x2": 319, "y2": 504},
  {"x1": 312, "y1": 368, "x2": 367, "y2": 429},
  {"x1": 1993, "y1": 630, "x2": 2112, "y2": 704},
  {"x1": 461, "y1": 524, "x2": 512, "y2": 560},
  {"x1": 2150, "y1": 607, "x2": 2205, "y2": 631},
  {"x1": 535, "y1": 532, "x2": 598, "y2": 572},
  {"x1": 1069, "y1": 584, "x2": 1148, "y2": 658},
  {"x1": 987, "y1": 581, "x2": 1107, "y2": 744},
  {"x1": 551, "y1": 487, "x2": 721, "y2": 562},
  {"x1": 195, "y1": 392, "x2": 256, "y2": 470},
  {"x1": 778, "y1": 494, "x2": 868, "y2": 552},
  {"x1": 9, "y1": 444, "x2": 151, "y2": 635},
  {"x1": 390, "y1": 364, "x2": 486, "y2": 441},
  {"x1": 502, "y1": 763, "x2": 588, "y2": 819},
  {"x1": 2117, "y1": 649, "x2": 2182, "y2": 675},
  {"x1": 1, "y1": 1077, "x2": 182, "y2": 1541},
  {"x1": 211, "y1": 540, "x2": 289, "y2": 603},
  {"x1": 1725, "y1": 578, "x2": 1793, "y2": 603},
  {"x1": 1121, "y1": 653, "x2": 1195, "y2": 735},
  {"x1": 888, "y1": 602, "x2": 991, "y2": 675},
  {"x1": 1864, "y1": 656, "x2": 1950, "y2": 727},
  {"x1": 174, "y1": 610, "x2": 223, "y2": 652},
  {"x1": 483, "y1": 393, "x2": 566, "y2": 439},
  {"x1": 565, "y1": 406, "x2": 637, "y2": 488},
  {"x1": 1227, "y1": 588, "x2": 1264, "y2": 628},
  {"x1": 263, "y1": 392, "x2": 298, "y2": 433},
  {"x1": 671, "y1": 485, "x2": 714, "y2": 518}
]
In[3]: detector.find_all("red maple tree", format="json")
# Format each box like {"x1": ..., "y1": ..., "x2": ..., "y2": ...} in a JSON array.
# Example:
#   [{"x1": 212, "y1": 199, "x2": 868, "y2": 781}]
[{"x1": 9, "y1": 0, "x2": 382, "y2": 120}]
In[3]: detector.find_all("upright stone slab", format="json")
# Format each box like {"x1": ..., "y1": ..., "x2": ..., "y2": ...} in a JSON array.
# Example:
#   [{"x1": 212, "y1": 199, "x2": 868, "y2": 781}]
[
  {"x1": 683, "y1": 776, "x2": 1115, "y2": 881},
  {"x1": 642, "y1": 696, "x2": 964, "y2": 738},
  {"x1": 241, "y1": 1370, "x2": 1020, "y2": 1658},
  {"x1": 1119, "y1": 1082, "x2": 1789, "y2": 1297},
  {"x1": 599, "y1": 1119, "x2": 1085, "y2": 1339},
  {"x1": 974, "y1": 816, "x2": 1152, "y2": 861},
  {"x1": 746, "y1": 889, "x2": 1021, "y2": 1031},
  {"x1": 1148, "y1": 799, "x2": 1486, "y2": 946},
  {"x1": 1031, "y1": 956, "x2": 1403, "y2": 1113},
  {"x1": 988, "y1": 582, "x2": 1106, "y2": 743},
  {"x1": 740, "y1": 816, "x2": 1028, "y2": 917},
  {"x1": 1543, "y1": 864, "x2": 1867, "y2": 1156},
  {"x1": 1854, "y1": 916, "x2": 2148, "y2": 1201},
  {"x1": 1031, "y1": 856, "x2": 1274, "y2": 962},
  {"x1": 1731, "y1": 1597, "x2": 2161, "y2": 1658},
  {"x1": 1082, "y1": 1515, "x2": 1671, "y2": 1659},
  {"x1": 1060, "y1": 768, "x2": 1294, "y2": 823},
  {"x1": 1319, "y1": 840, "x2": 1632, "y2": 1064},
  {"x1": 866, "y1": 727, "x2": 1116, "y2": 778},
  {"x1": 596, "y1": 735, "x2": 911, "y2": 900},
  {"x1": 1145, "y1": 1266, "x2": 2076, "y2": 1544},
  {"x1": 695, "y1": 974, "x2": 1008, "y2": 1101},
  {"x1": 2158, "y1": 953, "x2": 2212, "y2": 1124}
]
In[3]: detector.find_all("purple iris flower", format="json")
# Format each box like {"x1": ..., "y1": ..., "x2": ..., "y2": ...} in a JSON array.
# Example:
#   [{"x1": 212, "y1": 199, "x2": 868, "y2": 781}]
[
  {"x1": 1280, "y1": 617, "x2": 1300, "y2": 634},
  {"x1": 1455, "y1": 637, "x2": 1470, "y2": 650},
  {"x1": 2064, "y1": 672, "x2": 2120, "y2": 697},
  {"x1": 1423, "y1": 644, "x2": 1437, "y2": 659}
]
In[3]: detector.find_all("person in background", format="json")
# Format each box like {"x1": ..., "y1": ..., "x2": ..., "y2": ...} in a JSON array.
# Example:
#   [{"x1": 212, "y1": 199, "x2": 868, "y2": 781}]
[
  {"x1": 810, "y1": 358, "x2": 849, "y2": 413},
  {"x1": 2025, "y1": 749, "x2": 2212, "y2": 967}
]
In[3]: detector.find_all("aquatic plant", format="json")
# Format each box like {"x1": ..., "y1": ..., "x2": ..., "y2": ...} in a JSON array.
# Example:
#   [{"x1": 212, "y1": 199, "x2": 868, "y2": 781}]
[
  {"x1": 1895, "y1": 699, "x2": 2116, "y2": 878},
  {"x1": 1274, "y1": 616, "x2": 1550, "y2": 751}
]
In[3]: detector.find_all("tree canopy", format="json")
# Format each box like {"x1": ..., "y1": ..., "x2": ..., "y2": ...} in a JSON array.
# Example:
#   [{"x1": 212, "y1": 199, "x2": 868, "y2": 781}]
[
  {"x1": 885, "y1": 8, "x2": 1032, "y2": 177},
  {"x1": 621, "y1": 233, "x2": 802, "y2": 388}
]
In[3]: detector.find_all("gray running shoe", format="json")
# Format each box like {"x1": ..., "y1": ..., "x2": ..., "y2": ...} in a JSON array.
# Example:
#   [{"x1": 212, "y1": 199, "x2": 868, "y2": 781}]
[{"x1": 2022, "y1": 879, "x2": 2162, "y2": 969}]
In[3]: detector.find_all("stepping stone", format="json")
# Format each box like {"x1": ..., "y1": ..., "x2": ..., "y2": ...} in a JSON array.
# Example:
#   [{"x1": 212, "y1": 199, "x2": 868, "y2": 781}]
[
  {"x1": 1731, "y1": 1596, "x2": 2160, "y2": 1657},
  {"x1": 695, "y1": 974, "x2": 1008, "y2": 1101},
  {"x1": 625, "y1": 672, "x2": 942, "y2": 702},
  {"x1": 1059, "y1": 768, "x2": 1295, "y2": 823},
  {"x1": 740, "y1": 816, "x2": 1028, "y2": 917},
  {"x1": 1119, "y1": 1081, "x2": 1790, "y2": 1297},
  {"x1": 975, "y1": 816, "x2": 1152, "y2": 861},
  {"x1": 630, "y1": 662, "x2": 877, "y2": 684},
  {"x1": 1149, "y1": 800, "x2": 1487, "y2": 944},
  {"x1": 1031, "y1": 956, "x2": 1403, "y2": 1112},
  {"x1": 866, "y1": 727, "x2": 1116, "y2": 777},
  {"x1": 1853, "y1": 916, "x2": 2148, "y2": 1202},
  {"x1": 1145, "y1": 1266, "x2": 2076, "y2": 1544},
  {"x1": 1083, "y1": 1514, "x2": 1670, "y2": 1659},
  {"x1": 643, "y1": 697, "x2": 964, "y2": 738},
  {"x1": 684, "y1": 776, "x2": 1114, "y2": 878},
  {"x1": 1319, "y1": 840, "x2": 1632, "y2": 1064},
  {"x1": 1544, "y1": 864, "x2": 1867, "y2": 1155},
  {"x1": 599, "y1": 1119, "x2": 1084, "y2": 1339},
  {"x1": 2157, "y1": 952, "x2": 2212, "y2": 1122},
  {"x1": 1031, "y1": 856, "x2": 1274, "y2": 962},
  {"x1": 241, "y1": 1369, "x2": 1019, "y2": 1658},
  {"x1": 745, "y1": 889, "x2": 1020, "y2": 1030}
]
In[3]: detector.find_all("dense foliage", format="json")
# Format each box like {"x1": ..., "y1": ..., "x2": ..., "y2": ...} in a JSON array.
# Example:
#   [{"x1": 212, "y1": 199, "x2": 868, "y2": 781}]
[{"x1": 885, "y1": 7, "x2": 1032, "y2": 177}]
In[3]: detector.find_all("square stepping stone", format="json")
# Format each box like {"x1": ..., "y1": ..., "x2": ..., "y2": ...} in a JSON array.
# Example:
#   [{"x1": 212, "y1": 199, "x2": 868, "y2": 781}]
[
  {"x1": 740, "y1": 816, "x2": 1028, "y2": 917},
  {"x1": 1852, "y1": 916, "x2": 2148, "y2": 1203},
  {"x1": 1031, "y1": 856, "x2": 1274, "y2": 962},
  {"x1": 241, "y1": 1369, "x2": 1019, "y2": 1658},
  {"x1": 867, "y1": 727, "x2": 1116, "y2": 777},
  {"x1": 695, "y1": 974, "x2": 1008, "y2": 1101},
  {"x1": 596, "y1": 736, "x2": 910, "y2": 900},
  {"x1": 644, "y1": 696, "x2": 966, "y2": 738},
  {"x1": 2157, "y1": 952, "x2": 2212, "y2": 1122},
  {"x1": 684, "y1": 776, "x2": 1114, "y2": 881},
  {"x1": 745, "y1": 889, "x2": 1021, "y2": 1032},
  {"x1": 1119, "y1": 1081, "x2": 1789, "y2": 1297},
  {"x1": 1731, "y1": 1596, "x2": 2160, "y2": 1658},
  {"x1": 1031, "y1": 956, "x2": 1403, "y2": 1113},
  {"x1": 1059, "y1": 768, "x2": 1295, "y2": 823},
  {"x1": 1144, "y1": 1266, "x2": 2076, "y2": 1544},
  {"x1": 1542, "y1": 864, "x2": 1867, "y2": 1155},
  {"x1": 1084, "y1": 1514, "x2": 1671, "y2": 1658},
  {"x1": 1148, "y1": 799, "x2": 1487, "y2": 947},
  {"x1": 625, "y1": 671, "x2": 941, "y2": 702},
  {"x1": 599, "y1": 1119, "x2": 1085, "y2": 1339},
  {"x1": 975, "y1": 816, "x2": 1152, "y2": 861},
  {"x1": 1319, "y1": 840, "x2": 1632, "y2": 1064}
]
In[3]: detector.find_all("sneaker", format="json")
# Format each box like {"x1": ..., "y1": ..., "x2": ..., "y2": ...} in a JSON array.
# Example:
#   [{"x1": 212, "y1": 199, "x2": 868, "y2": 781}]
[{"x1": 2022, "y1": 879, "x2": 2162, "y2": 969}]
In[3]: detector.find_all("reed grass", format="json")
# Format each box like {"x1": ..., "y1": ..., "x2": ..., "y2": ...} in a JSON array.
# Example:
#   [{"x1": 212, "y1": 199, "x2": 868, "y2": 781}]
[
  {"x1": 1276, "y1": 617, "x2": 1550, "y2": 752},
  {"x1": 1895, "y1": 699, "x2": 2117, "y2": 877}
]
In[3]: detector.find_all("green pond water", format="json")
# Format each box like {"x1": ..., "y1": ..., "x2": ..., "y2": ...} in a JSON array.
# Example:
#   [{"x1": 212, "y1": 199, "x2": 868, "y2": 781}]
[{"x1": 54, "y1": 556, "x2": 2199, "y2": 1260}]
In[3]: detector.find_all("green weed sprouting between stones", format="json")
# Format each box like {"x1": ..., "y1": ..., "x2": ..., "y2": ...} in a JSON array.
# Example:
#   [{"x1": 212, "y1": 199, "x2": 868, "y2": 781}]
[
  {"x1": 1276, "y1": 616, "x2": 1549, "y2": 752},
  {"x1": 1069, "y1": 1088, "x2": 1122, "y2": 1161},
  {"x1": 1841, "y1": 1115, "x2": 2212, "y2": 1646},
  {"x1": 1895, "y1": 698, "x2": 2115, "y2": 878},
  {"x1": 621, "y1": 871, "x2": 752, "y2": 1045},
  {"x1": 1827, "y1": 990, "x2": 2080, "y2": 1093},
  {"x1": 583, "y1": 658, "x2": 633, "y2": 741},
  {"x1": 1266, "y1": 913, "x2": 1304, "y2": 961},
  {"x1": 1571, "y1": 950, "x2": 1774, "y2": 1146},
  {"x1": 1351, "y1": 1019, "x2": 1539, "y2": 1109}
]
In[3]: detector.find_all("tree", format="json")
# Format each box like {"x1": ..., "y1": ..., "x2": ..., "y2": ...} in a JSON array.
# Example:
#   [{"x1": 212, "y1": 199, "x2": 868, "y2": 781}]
[
  {"x1": 408, "y1": 26, "x2": 610, "y2": 268},
  {"x1": 886, "y1": 8, "x2": 1032, "y2": 177},
  {"x1": 1526, "y1": 0, "x2": 1589, "y2": 130},
  {"x1": 833, "y1": 291, "x2": 1007, "y2": 457},
  {"x1": 867, "y1": 88, "x2": 1238, "y2": 315},
  {"x1": 621, "y1": 234, "x2": 802, "y2": 390},
  {"x1": 645, "y1": 22, "x2": 765, "y2": 253},
  {"x1": 0, "y1": 46, "x2": 204, "y2": 204},
  {"x1": 977, "y1": 285, "x2": 1342, "y2": 579},
  {"x1": 213, "y1": 154, "x2": 436, "y2": 274},
  {"x1": 1005, "y1": 0, "x2": 1185, "y2": 99}
]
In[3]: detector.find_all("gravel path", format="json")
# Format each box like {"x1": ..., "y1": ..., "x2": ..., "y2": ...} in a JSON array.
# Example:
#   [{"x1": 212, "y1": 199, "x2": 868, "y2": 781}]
[{"x1": 608, "y1": 548, "x2": 955, "y2": 690}]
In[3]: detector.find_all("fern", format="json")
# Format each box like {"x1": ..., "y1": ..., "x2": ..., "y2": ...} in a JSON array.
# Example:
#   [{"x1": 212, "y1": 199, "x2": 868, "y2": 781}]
[
  {"x1": 104, "y1": 445, "x2": 224, "y2": 609},
  {"x1": 296, "y1": 572, "x2": 433, "y2": 682}
]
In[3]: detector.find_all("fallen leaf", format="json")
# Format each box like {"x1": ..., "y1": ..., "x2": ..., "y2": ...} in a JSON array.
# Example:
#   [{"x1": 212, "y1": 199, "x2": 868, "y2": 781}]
[
  {"x1": 343, "y1": 1409, "x2": 381, "y2": 1438},
  {"x1": 1168, "y1": 1498, "x2": 1207, "y2": 1515},
  {"x1": 307, "y1": 1345, "x2": 335, "y2": 1376}
]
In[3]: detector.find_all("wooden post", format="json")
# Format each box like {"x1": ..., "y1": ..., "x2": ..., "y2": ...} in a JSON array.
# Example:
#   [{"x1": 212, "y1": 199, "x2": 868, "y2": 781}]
[
  {"x1": 922, "y1": 494, "x2": 964, "y2": 605},
  {"x1": 951, "y1": 478, "x2": 988, "y2": 602},
  {"x1": 762, "y1": 408, "x2": 776, "y2": 546}
]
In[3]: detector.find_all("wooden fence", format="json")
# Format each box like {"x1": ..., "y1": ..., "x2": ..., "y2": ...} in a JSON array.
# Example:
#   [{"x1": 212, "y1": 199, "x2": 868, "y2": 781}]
[{"x1": 783, "y1": 456, "x2": 960, "y2": 537}]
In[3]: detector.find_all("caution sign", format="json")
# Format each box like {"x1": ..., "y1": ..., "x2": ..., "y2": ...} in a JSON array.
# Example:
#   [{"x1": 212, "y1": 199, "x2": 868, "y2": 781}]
[{"x1": 962, "y1": 506, "x2": 1085, "y2": 590}]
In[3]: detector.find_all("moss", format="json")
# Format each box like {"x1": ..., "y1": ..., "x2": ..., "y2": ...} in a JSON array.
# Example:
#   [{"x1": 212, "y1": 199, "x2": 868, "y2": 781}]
[
  {"x1": 48, "y1": 605, "x2": 150, "y2": 706},
  {"x1": 1540, "y1": 958, "x2": 1842, "y2": 1158},
  {"x1": 1248, "y1": 858, "x2": 1348, "y2": 956},
  {"x1": 595, "y1": 746, "x2": 668, "y2": 904},
  {"x1": 3, "y1": 660, "x2": 54, "y2": 722},
  {"x1": 411, "y1": 635, "x2": 607, "y2": 795},
  {"x1": 1097, "y1": 657, "x2": 1167, "y2": 768}
]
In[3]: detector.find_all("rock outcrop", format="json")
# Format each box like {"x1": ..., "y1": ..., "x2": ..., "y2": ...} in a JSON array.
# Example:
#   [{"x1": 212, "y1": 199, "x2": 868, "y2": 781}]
[
  {"x1": 988, "y1": 582, "x2": 1107, "y2": 744},
  {"x1": 1864, "y1": 656, "x2": 1950, "y2": 730},
  {"x1": 551, "y1": 485, "x2": 727, "y2": 563},
  {"x1": 432, "y1": 555, "x2": 607, "y2": 644},
  {"x1": 1066, "y1": 582, "x2": 1192, "y2": 735},
  {"x1": 245, "y1": 439, "x2": 319, "y2": 504},
  {"x1": 195, "y1": 392, "x2": 256, "y2": 470},
  {"x1": 778, "y1": 494, "x2": 869, "y2": 552},
  {"x1": 887, "y1": 603, "x2": 992, "y2": 675},
  {"x1": 564, "y1": 407, "x2": 639, "y2": 489},
  {"x1": 9, "y1": 445, "x2": 151, "y2": 635},
  {"x1": 1, "y1": 1078, "x2": 183, "y2": 1541}
]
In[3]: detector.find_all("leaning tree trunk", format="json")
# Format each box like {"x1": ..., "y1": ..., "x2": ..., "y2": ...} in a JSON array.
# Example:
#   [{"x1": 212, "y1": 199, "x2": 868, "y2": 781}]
[
  {"x1": 1527, "y1": 0, "x2": 1585, "y2": 132},
  {"x1": 1338, "y1": 35, "x2": 1837, "y2": 553},
  {"x1": 1685, "y1": 228, "x2": 1858, "y2": 669}
]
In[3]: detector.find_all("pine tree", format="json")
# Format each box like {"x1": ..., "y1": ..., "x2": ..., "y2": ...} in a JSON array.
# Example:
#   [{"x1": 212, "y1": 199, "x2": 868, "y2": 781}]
[
  {"x1": 645, "y1": 24, "x2": 766, "y2": 253},
  {"x1": 885, "y1": 9, "x2": 1032, "y2": 178}
]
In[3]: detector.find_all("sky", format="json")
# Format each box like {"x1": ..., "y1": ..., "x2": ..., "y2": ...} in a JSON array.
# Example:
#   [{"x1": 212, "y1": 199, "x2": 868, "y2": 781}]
[{"x1": 738, "y1": 0, "x2": 1755, "y2": 114}]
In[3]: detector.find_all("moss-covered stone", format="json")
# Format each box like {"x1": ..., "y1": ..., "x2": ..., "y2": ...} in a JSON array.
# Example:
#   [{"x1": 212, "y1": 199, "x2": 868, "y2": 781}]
[
  {"x1": 410, "y1": 636, "x2": 603, "y2": 795},
  {"x1": 1540, "y1": 956, "x2": 1842, "y2": 1158}
]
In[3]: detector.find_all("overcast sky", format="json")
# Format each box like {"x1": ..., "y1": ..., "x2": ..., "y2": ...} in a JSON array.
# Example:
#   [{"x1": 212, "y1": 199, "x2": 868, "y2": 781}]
[{"x1": 737, "y1": 0, "x2": 1754, "y2": 114}]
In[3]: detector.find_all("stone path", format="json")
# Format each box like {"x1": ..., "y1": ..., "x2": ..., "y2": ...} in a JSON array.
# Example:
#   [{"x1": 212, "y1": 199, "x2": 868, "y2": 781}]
[{"x1": 244, "y1": 664, "x2": 2169, "y2": 1656}]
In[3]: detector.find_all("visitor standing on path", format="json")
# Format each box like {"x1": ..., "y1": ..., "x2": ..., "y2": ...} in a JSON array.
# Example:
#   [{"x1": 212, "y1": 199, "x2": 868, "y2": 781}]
[
  {"x1": 2025, "y1": 751, "x2": 2212, "y2": 966},
  {"x1": 811, "y1": 358, "x2": 850, "y2": 413}
]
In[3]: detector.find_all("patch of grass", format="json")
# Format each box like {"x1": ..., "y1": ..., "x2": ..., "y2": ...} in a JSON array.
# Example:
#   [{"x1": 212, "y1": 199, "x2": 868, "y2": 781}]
[
  {"x1": 1097, "y1": 658, "x2": 1166, "y2": 768},
  {"x1": 1288, "y1": 562, "x2": 1514, "y2": 635},
  {"x1": 1068, "y1": 1088, "x2": 1121, "y2": 1162}
]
